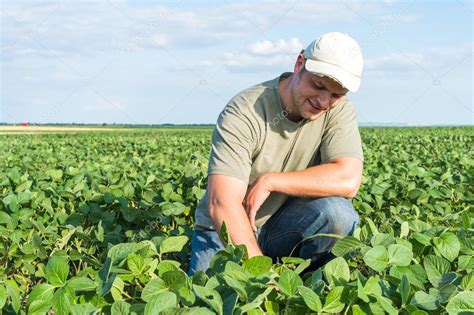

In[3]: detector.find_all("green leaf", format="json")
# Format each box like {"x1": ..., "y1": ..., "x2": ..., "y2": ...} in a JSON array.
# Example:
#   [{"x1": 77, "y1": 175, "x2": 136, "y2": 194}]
[
  {"x1": 446, "y1": 291, "x2": 474, "y2": 314},
  {"x1": 298, "y1": 286, "x2": 322, "y2": 312},
  {"x1": 400, "y1": 221, "x2": 410, "y2": 238},
  {"x1": 458, "y1": 255, "x2": 474, "y2": 272},
  {"x1": 111, "y1": 276, "x2": 125, "y2": 301},
  {"x1": 243, "y1": 256, "x2": 272, "y2": 276},
  {"x1": 331, "y1": 236, "x2": 361, "y2": 257},
  {"x1": 399, "y1": 274, "x2": 410, "y2": 305},
  {"x1": 123, "y1": 182, "x2": 135, "y2": 199},
  {"x1": 277, "y1": 269, "x2": 303, "y2": 296},
  {"x1": 324, "y1": 257, "x2": 350, "y2": 287},
  {"x1": 322, "y1": 286, "x2": 345, "y2": 313},
  {"x1": 120, "y1": 206, "x2": 139, "y2": 222},
  {"x1": 193, "y1": 285, "x2": 223, "y2": 315},
  {"x1": 141, "y1": 278, "x2": 168, "y2": 302},
  {"x1": 46, "y1": 169, "x2": 63, "y2": 181},
  {"x1": 222, "y1": 272, "x2": 248, "y2": 301},
  {"x1": 68, "y1": 276, "x2": 97, "y2": 291},
  {"x1": 365, "y1": 217, "x2": 379, "y2": 235},
  {"x1": 413, "y1": 232, "x2": 432, "y2": 246},
  {"x1": 97, "y1": 272, "x2": 117, "y2": 296},
  {"x1": 160, "y1": 235, "x2": 189, "y2": 254},
  {"x1": 15, "y1": 180, "x2": 32, "y2": 193},
  {"x1": 460, "y1": 272, "x2": 474, "y2": 290},
  {"x1": 157, "y1": 260, "x2": 180, "y2": 276},
  {"x1": 222, "y1": 293, "x2": 239, "y2": 314},
  {"x1": 376, "y1": 295, "x2": 398, "y2": 315},
  {"x1": 411, "y1": 291, "x2": 440, "y2": 311},
  {"x1": 0, "y1": 285, "x2": 6, "y2": 309},
  {"x1": 363, "y1": 276, "x2": 382, "y2": 297},
  {"x1": 5, "y1": 280, "x2": 21, "y2": 313},
  {"x1": 390, "y1": 265, "x2": 428, "y2": 289},
  {"x1": 219, "y1": 221, "x2": 232, "y2": 246},
  {"x1": 28, "y1": 284, "x2": 55, "y2": 314},
  {"x1": 363, "y1": 245, "x2": 389, "y2": 272},
  {"x1": 127, "y1": 253, "x2": 145, "y2": 274},
  {"x1": 56, "y1": 227, "x2": 77, "y2": 250},
  {"x1": 371, "y1": 233, "x2": 395, "y2": 247},
  {"x1": 351, "y1": 304, "x2": 373, "y2": 315},
  {"x1": 99, "y1": 256, "x2": 112, "y2": 283},
  {"x1": 52, "y1": 285, "x2": 75, "y2": 315},
  {"x1": 461, "y1": 211, "x2": 471, "y2": 230},
  {"x1": 178, "y1": 286, "x2": 196, "y2": 306},
  {"x1": 144, "y1": 291, "x2": 177, "y2": 315},
  {"x1": 3, "y1": 194, "x2": 19, "y2": 212},
  {"x1": 107, "y1": 243, "x2": 140, "y2": 264},
  {"x1": 45, "y1": 256, "x2": 69, "y2": 286},
  {"x1": 162, "y1": 270, "x2": 188, "y2": 292},
  {"x1": 423, "y1": 254, "x2": 451, "y2": 287},
  {"x1": 111, "y1": 300, "x2": 131, "y2": 315},
  {"x1": 388, "y1": 244, "x2": 413, "y2": 266},
  {"x1": 433, "y1": 232, "x2": 460, "y2": 262},
  {"x1": 8, "y1": 168, "x2": 21, "y2": 184},
  {"x1": 264, "y1": 301, "x2": 279, "y2": 314},
  {"x1": 70, "y1": 303, "x2": 98, "y2": 315}
]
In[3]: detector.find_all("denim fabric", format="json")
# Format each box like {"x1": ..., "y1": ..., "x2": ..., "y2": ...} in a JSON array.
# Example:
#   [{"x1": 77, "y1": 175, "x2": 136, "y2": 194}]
[{"x1": 188, "y1": 196, "x2": 359, "y2": 276}]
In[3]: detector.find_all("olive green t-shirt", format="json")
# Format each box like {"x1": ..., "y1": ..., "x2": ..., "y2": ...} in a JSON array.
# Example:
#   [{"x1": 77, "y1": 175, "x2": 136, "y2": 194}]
[{"x1": 194, "y1": 72, "x2": 363, "y2": 230}]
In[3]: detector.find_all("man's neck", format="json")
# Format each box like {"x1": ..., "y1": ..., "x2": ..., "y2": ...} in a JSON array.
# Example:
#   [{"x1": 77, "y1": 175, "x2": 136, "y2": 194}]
[
  {"x1": 278, "y1": 74, "x2": 300, "y2": 122},
  {"x1": 278, "y1": 74, "x2": 292, "y2": 111}
]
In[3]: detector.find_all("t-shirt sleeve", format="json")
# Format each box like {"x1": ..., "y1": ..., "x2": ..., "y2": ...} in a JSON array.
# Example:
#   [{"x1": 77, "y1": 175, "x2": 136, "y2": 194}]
[
  {"x1": 207, "y1": 105, "x2": 256, "y2": 183},
  {"x1": 319, "y1": 99, "x2": 364, "y2": 164}
]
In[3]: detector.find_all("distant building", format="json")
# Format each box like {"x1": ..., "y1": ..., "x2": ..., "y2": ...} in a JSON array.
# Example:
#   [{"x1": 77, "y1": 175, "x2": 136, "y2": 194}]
[{"x1": 20, "y1": 122, "x2": 29, "y2": 126}]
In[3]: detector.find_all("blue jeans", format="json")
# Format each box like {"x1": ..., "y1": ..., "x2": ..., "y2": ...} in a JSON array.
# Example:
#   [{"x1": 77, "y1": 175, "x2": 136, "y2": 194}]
[{"x1": 188, "y1": 196, "x2": 359, "y2": 275}]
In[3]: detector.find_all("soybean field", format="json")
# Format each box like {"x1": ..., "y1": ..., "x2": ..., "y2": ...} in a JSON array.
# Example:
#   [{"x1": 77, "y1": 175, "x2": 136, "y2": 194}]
[{"x1": 0, "y1": 126, "x2": 472, "y2": 314}]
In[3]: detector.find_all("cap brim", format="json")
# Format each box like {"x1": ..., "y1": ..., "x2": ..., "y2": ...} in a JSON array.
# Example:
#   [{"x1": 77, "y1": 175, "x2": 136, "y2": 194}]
[{"x1": 305, "y1": 59, "x2": 361, "y2": 92}]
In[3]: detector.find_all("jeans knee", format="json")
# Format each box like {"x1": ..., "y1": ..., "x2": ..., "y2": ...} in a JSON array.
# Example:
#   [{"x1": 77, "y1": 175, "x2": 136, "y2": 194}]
[
  {"x1": 188, "y1": 230, "x2": 224, "y2": 276},
  {"x1": 309, "y1": 196, "x2": 359, "y2": 236},
  {"x1": 327, "y1": 197, "x2": 359, "y2": 235}
]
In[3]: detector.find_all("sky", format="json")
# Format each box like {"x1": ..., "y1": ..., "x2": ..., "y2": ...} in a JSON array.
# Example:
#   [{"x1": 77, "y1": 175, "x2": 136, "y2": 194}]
[{"x1": 1, "y1": 0, "x2": 473, "y2": 125}]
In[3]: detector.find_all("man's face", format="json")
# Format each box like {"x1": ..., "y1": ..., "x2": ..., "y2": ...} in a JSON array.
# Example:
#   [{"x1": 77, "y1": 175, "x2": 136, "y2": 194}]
[{"x1": 289, "y1": 59, "x2": 348, "y2": 121}]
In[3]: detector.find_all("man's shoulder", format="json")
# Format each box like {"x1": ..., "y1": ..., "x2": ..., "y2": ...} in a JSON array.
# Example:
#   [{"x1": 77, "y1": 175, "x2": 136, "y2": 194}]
[
  {"x1": 226, "y1": 76, "x2": 279, "y2": 113},
  {"x1": 326, "y1": 97, "x2": 355, "y2": 119}
]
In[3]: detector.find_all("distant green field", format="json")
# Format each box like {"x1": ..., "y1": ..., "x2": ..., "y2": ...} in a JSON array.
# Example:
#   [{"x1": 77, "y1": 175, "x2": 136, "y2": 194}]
[
  {"x1": 0, "y1": 125, "x2": 215, "y2": 134},
  {"x1": 0, "y1": 127, "x2": 472, "y2": 314}
]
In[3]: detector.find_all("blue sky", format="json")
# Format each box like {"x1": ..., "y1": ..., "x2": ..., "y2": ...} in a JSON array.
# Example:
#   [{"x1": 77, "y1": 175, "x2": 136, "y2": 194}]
[{"x1": 1, "y1": 0, "x2": 472, "y2": 125}]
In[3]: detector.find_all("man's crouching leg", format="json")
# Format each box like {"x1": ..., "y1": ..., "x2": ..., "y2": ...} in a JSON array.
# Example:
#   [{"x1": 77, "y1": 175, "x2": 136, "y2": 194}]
[
  {"x1": 188, "y1": 229, "x2": 224, "y2": 276},
  {"x1": 258, "y1": 196, "x2": 359, "y2": 271}
]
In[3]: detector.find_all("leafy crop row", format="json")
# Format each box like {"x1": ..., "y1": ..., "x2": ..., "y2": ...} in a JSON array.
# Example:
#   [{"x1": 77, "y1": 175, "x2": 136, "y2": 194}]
[{"x1": 0, "y1": 127, "x2": 472, "y2": 314}]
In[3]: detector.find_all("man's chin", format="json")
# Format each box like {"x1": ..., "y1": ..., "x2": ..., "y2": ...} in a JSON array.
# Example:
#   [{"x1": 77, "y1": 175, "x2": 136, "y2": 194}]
[{"x1": 304, "y1": 110, "x2": 325, "y2": 121}]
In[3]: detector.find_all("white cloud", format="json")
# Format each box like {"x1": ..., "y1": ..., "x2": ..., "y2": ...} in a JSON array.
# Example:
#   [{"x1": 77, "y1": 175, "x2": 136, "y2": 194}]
[
  {"x1": 224, "y1": 53, "x2": 294, "y2": 67},
  {"x1": 248, "y1": 38, "x2": 303, "y2": 55},
  {"x1": 150, "y1": 34, "x2": 168, "y2": 47},
  {"x1": 223, "y1": 38, "x2": 303, "y2": 72},
  {"x1": 364, "y1": 44, "x2": 472, "y2": 75},
  {"x1": 365, "y1": 53, "x2": 423, "y2": 72},
  {"x1": 0, "y1": 0, "x2": 381, "y2": 60}
]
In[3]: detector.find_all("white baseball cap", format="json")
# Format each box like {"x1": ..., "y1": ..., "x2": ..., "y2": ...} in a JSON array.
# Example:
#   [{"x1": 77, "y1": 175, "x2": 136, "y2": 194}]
[{"x1": 304, "y1": 32, "x2": 363, "y2": 92}]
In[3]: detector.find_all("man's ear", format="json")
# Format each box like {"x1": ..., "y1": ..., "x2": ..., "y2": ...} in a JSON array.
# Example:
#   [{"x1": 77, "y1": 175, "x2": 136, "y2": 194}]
[{"x1": 294, "y1": 54, "x2": 306, "y2": 74}]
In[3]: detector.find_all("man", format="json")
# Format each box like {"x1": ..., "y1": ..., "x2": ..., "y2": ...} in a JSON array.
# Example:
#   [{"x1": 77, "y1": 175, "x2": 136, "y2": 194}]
[{"x1": 189, "y1": 32, "x2": 364, "y2": 275}]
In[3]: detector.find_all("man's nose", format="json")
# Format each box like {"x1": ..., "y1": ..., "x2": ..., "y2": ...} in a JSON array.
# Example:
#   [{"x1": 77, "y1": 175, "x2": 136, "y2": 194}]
[{"x1": 316, "y1": 91, "x2": 331, "y2": 108}]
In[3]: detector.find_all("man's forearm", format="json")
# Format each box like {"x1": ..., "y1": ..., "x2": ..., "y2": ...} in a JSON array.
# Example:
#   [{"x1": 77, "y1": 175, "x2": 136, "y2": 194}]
[
  {"x1": 209, "y1": 201, "x2": 263, "y2": 257},
  {"x1": 265, "y1": 159, "x2": 362, "y2": 198}
]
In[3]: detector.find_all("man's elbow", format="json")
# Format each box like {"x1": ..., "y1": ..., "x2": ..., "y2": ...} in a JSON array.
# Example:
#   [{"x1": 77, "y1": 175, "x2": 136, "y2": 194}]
[
  {"x1": 343, "y1": 177, "x2": 361, "y2": 199},
  {"x1": 208, "y1": 198, "x2": 221, "y2": 221},
  {"x1": 330, "y1": 157, "x2": 363, "y2": 199}
]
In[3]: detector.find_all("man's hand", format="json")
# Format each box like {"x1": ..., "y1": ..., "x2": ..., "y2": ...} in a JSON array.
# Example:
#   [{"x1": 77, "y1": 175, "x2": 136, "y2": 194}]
[{"x1": 244, "y1": 173, "x2": 274, "y2": 232}]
